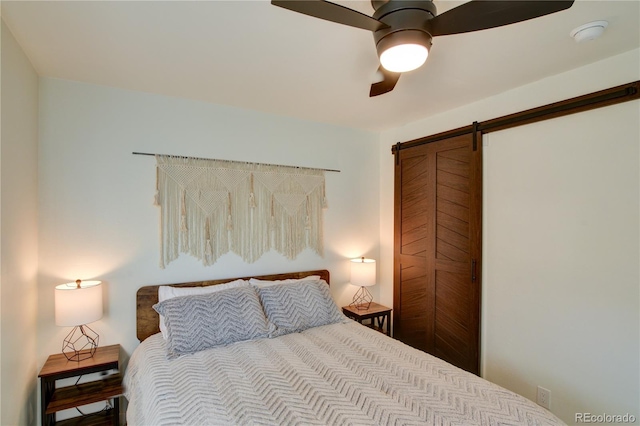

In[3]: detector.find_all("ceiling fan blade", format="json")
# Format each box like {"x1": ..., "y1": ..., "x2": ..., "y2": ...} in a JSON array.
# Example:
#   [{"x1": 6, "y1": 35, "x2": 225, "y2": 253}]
[
  {"x1": 428, "y1": 0, "x2": 574, "y2": 37},
  {"x1": 370, "y1": 67, "x2": 401, "y2": 97},
  {"x1": 271, "y1": 0, "x2": 389, "y2": 32}
]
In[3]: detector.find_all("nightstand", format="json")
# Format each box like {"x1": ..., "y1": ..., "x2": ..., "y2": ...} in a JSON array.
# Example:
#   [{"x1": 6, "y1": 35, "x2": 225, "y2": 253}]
[
  {"x1": 39, "y1": 344, "x2": 123, "y2": 426},
  {"x1": 342, "y1": 302, "x2": 392, "y2": 336}
]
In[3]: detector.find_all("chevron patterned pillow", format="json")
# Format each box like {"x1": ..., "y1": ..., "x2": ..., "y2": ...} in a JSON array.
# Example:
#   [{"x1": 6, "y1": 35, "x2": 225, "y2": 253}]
[
  {"x1": 256, "y1": 279, "x2": 347, "y2": 337},
  {"x1": 157, "y1": 279, "x2": 249, "y2": 340},
  {"x1": 153, "y1": 286, "x2": 270, "y2": 359}
]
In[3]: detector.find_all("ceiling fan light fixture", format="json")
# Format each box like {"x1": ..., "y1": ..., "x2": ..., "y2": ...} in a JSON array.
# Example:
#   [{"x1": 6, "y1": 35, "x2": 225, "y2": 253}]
[
  {"x1": 381, "y1": 43, "x2": 429, "y2": 73},
  {"x1": 272, "y1": 0, "x2": 576, "y2": 96},
  {"x1": 377, "y1": 30, "x2": 432, "y2": 73}
]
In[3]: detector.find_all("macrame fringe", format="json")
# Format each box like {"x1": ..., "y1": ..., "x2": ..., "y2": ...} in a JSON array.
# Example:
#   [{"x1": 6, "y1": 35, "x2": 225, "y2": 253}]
[
  {"x1": 153, "y1": 166, "x2": 161, "y2": 206},
  {"x1": 155, "y1": 155, "x2": 326, "y2": 267},
  {"x1": 249, "y1": 173, "x2": 257, "y2": 209},
  {"x1": 322, "y1": 181, "x2": 328, "y2": 209}
]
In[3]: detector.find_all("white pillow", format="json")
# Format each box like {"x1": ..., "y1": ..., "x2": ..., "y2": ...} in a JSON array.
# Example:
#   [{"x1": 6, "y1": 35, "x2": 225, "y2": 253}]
[
  {"x1": 157, "y1": 279, "x2": 248, "y2": 339},
  {"x1": 249, "y1": 275, "x2": 321, "y2": 288}
]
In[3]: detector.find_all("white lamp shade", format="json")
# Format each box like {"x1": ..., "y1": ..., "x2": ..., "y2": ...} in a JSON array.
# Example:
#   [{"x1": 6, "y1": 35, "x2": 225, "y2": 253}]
[
  {"x1": 350, "y1": 258, "x2": 376, "y2": 287},
  {"x1": 55, "y1": 280, "x2": 103, "y2": 326}
]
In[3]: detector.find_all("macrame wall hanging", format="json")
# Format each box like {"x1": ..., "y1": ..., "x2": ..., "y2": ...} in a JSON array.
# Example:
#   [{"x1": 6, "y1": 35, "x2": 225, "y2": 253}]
[{"x1": 152, "y1": 154, "x2": 329, "y2": 268}]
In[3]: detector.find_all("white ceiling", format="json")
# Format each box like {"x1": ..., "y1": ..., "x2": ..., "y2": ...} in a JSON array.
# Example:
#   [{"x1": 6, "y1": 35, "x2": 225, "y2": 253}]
[{"x1": 2, "y1": 0, "x2": 638, "y2": 131}]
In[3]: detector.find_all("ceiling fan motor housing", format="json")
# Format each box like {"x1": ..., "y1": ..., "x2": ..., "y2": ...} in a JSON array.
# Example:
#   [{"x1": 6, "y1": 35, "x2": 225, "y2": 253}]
[{"x1": 372, "y1": 0, "x2": 436, "y2": 58}]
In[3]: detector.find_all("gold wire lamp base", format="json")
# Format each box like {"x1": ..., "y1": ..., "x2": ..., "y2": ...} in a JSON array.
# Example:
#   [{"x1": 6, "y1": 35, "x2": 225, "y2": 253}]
[
  {"x1": 62, "y1": 325, "x2": 99, "y2": 362},
  {"x1": 349, "y1": 286, "x2": 373, "y2": 310}
]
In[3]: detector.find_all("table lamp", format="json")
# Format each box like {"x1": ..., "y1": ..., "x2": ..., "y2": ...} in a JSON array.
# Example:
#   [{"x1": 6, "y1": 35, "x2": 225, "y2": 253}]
[
  {"x1": 349, "y1": 257, "x2": 376, "y2": 310},
  {"x1": 55, "y1": 279, "x2": 103, "y2": 361}
]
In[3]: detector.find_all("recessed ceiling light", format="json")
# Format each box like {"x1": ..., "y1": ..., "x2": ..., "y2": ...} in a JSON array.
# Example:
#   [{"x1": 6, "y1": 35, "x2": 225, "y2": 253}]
[{"x1": 570, "y1": 21, "x2": 608, "y2": 43}]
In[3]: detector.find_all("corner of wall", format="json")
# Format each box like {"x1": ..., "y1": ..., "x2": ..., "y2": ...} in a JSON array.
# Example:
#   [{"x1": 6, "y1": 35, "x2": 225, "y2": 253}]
[{"x1": 1, "y1": 19, "x2": 40, "y2": 426}]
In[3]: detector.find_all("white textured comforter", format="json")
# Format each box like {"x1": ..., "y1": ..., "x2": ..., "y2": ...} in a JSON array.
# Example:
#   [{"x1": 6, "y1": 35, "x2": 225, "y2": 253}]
[{"x1": 124, "y1": 321, "x2": 565, "y2": 425}]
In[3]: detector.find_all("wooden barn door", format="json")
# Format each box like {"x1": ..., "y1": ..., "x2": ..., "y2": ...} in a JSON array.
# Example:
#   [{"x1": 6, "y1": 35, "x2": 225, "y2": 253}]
[{"x1": 393, "y1": 131, "x2": 482, "y2": 375}]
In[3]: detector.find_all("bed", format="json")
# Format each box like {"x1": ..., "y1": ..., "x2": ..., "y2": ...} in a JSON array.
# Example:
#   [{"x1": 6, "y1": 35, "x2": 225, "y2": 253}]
[{"x1": 124, "y1": 270, "x2": 565, "y2": 425}]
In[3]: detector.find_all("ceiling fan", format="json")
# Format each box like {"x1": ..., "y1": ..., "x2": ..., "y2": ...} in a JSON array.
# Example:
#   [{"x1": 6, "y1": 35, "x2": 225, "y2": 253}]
[{"x1": 271, "y1": 0, "x2": 574, "y2": 96}]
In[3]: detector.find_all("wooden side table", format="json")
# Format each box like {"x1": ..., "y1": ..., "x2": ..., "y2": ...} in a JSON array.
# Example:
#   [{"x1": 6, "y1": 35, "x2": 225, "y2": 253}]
[
  {"x1": 39, "y1": 344, "x2": 123, "y2": 426},
  {"x1": 342, "y1": 302, "x2": 392, "y2": 336}
]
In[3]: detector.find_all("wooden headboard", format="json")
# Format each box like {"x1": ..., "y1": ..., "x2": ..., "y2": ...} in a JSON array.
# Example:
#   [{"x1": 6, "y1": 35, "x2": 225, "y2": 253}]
[{"x1": 136, "y1": 269, "x2": 330, "y2": 341}]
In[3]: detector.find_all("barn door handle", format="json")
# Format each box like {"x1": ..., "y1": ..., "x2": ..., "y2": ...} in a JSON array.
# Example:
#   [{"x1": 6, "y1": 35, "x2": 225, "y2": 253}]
[{"x1": 471, "y1": 259, "x2": 477, "y2": 282}]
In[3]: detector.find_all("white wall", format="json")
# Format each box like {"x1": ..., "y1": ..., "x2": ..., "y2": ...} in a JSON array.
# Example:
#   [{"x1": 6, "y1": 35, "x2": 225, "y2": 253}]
[
  {"x1": 483, "y1": 101, "x2": 638, "y2": 423},
  {"x1": 379, "y1": 48, "x2": 640, "y2": 424},
  {"x1": 1, "y1": 20, "x2": 40, "y2": 426},
  {"x1": 37, "y1": 77, "x2": 380, "y2": 367}
]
